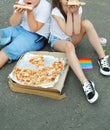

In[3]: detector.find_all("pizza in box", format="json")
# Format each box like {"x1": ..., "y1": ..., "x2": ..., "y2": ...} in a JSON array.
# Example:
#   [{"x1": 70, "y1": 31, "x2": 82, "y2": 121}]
[{"x1": 9, "y1": 52, "x2": 67, "y2": 88}]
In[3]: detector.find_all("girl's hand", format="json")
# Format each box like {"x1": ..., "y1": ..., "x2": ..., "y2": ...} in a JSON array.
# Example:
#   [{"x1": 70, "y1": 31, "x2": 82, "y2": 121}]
[
  {"x1": 66, "y1": 6, "x2": 72, "y2": 14},
  {"x1": 68, "y1": 5, "x2": 80, "y2": 14}
]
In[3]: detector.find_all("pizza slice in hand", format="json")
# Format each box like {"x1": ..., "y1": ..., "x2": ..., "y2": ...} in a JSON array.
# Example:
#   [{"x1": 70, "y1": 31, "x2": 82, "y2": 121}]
[{"x1": 67, "y1": 0, "x2": 86, "y2": 6}]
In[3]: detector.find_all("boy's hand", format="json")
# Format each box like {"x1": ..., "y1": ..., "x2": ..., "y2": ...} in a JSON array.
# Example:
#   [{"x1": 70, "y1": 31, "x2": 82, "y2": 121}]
[
  {"x1": 14, "y1": 7, "x2": 26, "y2": 14},
  {"x1": 13, "y1": 2, "x2": 26, "y2": 14},
  {"x1": 13, "y1": 2, "x2": 33, "y2": 14}
]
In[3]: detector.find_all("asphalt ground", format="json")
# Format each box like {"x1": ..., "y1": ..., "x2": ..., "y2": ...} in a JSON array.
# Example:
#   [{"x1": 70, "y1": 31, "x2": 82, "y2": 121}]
[{"x1": 0, "y1": 0, "x2": 110, "y2": 130}]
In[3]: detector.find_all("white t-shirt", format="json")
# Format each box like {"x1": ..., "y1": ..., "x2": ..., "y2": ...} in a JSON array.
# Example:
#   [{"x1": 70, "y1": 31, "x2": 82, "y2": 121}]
[
  {"x1": 18, "y1": 0, "x2": 51, "y2": 38},
  {"x1": 50, "y1": 7, "x2": 83, "y2": 40}
]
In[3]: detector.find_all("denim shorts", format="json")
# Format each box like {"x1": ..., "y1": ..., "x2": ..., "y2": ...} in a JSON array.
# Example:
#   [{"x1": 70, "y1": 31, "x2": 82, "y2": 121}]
[
  {"x1": 48, "y1": 35, "x2": 71, "y2": 48},
  {"x1": 0, "y1": 26, "x2": 46, "y2": 62}
]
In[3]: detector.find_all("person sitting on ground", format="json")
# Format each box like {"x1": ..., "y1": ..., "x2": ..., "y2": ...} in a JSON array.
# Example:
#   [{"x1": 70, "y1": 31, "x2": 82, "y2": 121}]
[
  {"x1": 48, "y1": 0, "x2": 110, "y2": 103},
  {"x1": 0, "y1": 0, "x2": 51, "y2": 68}
]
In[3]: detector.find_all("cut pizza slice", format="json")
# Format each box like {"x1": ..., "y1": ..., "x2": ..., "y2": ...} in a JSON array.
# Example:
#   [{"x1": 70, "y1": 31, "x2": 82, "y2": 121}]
[
  {"x1": 13, "y1": 68, "x2": 34, "y2": 85},
  {"x1": 13, "y1": 4, "x2": 33, "y2": 10},
  {"x1": 67, "y1": 0, "x2": 86, "y2": 6},
  {"x1": 29, "y1": 55, "x2": 44, "y2": 68}
]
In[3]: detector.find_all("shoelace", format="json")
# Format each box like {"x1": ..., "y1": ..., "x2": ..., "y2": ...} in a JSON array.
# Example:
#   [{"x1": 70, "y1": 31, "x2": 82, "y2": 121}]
[
  {"x1": 100, "y1": 55, "x2": 109, "y2": 68},
  {"x1": 83, "y1": 82, "x2": 94, "y2": 95}
]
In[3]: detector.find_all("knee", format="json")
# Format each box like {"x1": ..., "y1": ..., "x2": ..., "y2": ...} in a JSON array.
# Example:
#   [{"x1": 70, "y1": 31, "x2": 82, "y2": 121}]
[
  {"x1": 65, "y1": 42, "x2": 75, "y2": 53},
  {"x1": 82, "y1": 19, "x2": 94, "y2": 30},
  {"x1": 0, "y1": 51, "x2": 8, "y2": 68}
]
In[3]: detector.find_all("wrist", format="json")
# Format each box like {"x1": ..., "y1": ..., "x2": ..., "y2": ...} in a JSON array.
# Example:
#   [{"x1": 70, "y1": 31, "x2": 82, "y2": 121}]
[
  {"x1": 15, "y1": 10, "x2": 24, "y2": 16},
  {"x1": 67, "y1": 11, "x2": 72, "y2": 17},
  {"x1": 74, "y1": 11, "x2": 79, "y2": 15},
  {"x1": 27, "y1": 10, "x2": 33, "y2": 16}
]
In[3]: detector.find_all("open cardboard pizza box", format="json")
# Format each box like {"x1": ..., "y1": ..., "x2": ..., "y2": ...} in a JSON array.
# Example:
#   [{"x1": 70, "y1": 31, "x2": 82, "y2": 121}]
[{"x1": 8, "y1": 51, "x2": 69, "y2": 100}]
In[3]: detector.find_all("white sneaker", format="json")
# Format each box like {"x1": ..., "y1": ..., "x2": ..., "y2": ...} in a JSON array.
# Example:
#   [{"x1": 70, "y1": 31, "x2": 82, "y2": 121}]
[
  {"x1": 99, "y1": 37, "x2": 107, "y2": 45},
  {"x1": 98, "y1": 55, "x2": 110, "y2": 76},
  {"x1": 82, "y1": 81, "x2": 99, "y2": 103}
]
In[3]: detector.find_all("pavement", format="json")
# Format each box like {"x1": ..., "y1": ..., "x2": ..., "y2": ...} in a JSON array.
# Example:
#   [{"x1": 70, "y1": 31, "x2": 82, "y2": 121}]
[{"x1": 0, "y1": 0, "x2": 110, "y2": 130}]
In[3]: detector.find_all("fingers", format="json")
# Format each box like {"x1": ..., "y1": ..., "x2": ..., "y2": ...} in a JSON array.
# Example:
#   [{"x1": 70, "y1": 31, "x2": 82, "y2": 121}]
[
  {"x1": 16, "y1": 8, "x2": 25, "y2": 14},
  {"x1": 71, "y1": 4, "x2": 80, "y2": 8},
  {"x1": 13, "y1": 3, "x2": 26, "y2": 14}
]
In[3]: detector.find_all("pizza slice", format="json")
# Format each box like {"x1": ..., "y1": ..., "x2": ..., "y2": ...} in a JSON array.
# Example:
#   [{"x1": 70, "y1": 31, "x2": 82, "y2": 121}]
[
  {"x1": 13, "y1": 68, "x2": 34, "y2": 85},
  {"x1": 67, "y1": 0, "x2": 86, "y2": 6},
  {"x1": 29, "y1": 55, "x2": 44, "y2": 68},
  {"x1": 13, "y1": 3, "x2": 33, "y2": 10}
]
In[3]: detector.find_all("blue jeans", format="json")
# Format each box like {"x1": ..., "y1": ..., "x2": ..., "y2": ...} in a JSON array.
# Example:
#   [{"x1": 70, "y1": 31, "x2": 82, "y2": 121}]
[{"x1": 0, "y1": 26, "x2": 46, "y2": 62}]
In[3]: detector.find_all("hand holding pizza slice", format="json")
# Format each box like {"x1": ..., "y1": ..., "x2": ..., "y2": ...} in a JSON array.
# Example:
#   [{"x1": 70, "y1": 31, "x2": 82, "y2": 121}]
[{"x1": 13, "y1": 2, "x2": 33, "y2": 10}]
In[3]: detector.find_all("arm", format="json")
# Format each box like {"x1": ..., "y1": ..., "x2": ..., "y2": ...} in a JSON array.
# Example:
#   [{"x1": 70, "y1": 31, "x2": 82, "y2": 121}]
[
  {"x1": 10, "y1": 3, "x2": 44, "y2": 32},
  {"x1": 9, "y1": 7, "x2": 25, "y2": 26},
  {"x1": 52, "y1": 9, "x2": 73, "y2": 36},
  {"x1": 73, "y1": 11, "x2": 81, "y2": 34},
  {"x1": 73, "y1": 6, "x2": 82, "y2": 34},
  {"x1": 26, "y1": 0, "x2": 51, "y2": 33},
  {"x1": 66, "y1": 9, "x2": 74, "y2": 36},
  {"x1": 26, "y1": 10, "x2": 44, "y2": 32}
]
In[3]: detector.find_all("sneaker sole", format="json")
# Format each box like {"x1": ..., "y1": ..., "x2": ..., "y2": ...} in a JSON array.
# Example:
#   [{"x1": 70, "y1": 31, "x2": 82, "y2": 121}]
[
  {"x1": 88, "y1": 90, "x2": 99, "y2": 103},
  {"x1": 100, "y1": 69, "x2": 110, "y2": 76}
]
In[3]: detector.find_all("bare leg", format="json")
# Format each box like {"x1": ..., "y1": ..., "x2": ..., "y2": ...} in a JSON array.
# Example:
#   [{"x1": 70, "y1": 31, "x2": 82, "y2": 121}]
[
  {"x1": 0, "y1": 50, "x2": 8, "y2": 68},
  {"x1": 81, "y1": 20, "x2": 105, "y2": 59},
  {"x1": 53, "y1": 40, "x2": 99, "y2": 103},
  {"x1": 71, "y1": 20, "x2": 105, "y2": 59},
  {"x1": 54, "y1": 40, "x2": 88, "y2": 84}
]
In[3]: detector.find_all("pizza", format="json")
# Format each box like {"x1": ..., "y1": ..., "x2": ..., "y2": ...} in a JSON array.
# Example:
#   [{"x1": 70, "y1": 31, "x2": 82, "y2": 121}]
[
  {"x1": 13, "y1": 3, "x2": 33, "y2": 10},
  {"x1": 13, "y1": 68, "x2": 34, "y2": 85},
  {"x1": 12, "y1": 56, "x2": 65, "y2": 88},
  {"x1": 67, "y1": 0, "x2": 86, "y2": 6},
  {"x1": 29, "y1": 55, "x2": 44, "y2": 68}
]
